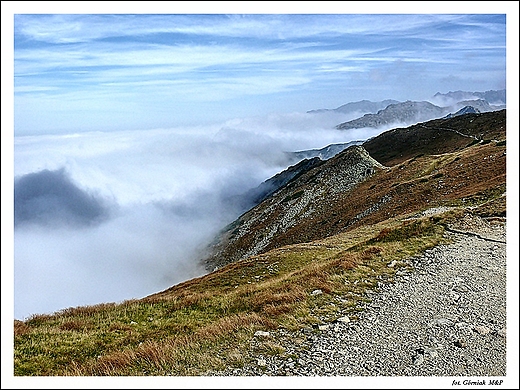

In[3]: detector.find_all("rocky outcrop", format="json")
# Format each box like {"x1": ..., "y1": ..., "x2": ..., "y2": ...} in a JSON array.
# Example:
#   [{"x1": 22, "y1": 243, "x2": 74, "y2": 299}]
[
  {"x1": 203, "y1": 145, "x2": 386, "y2": 270},
  {"x1": 238, "y1": 157, "x2": 324, "y2": 210}
]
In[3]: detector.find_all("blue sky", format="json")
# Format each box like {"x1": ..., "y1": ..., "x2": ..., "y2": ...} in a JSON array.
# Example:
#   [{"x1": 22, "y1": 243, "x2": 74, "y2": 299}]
[{"x1": 8, "y1": 6, "x2": 511, "y2": 136}]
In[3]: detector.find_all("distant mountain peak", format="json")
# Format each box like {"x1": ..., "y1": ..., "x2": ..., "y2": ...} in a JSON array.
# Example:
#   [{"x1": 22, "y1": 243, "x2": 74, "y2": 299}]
[
  {"x1": 433, "y1": 89, "x2": 506, "y2": 105},
  {"x1": 336, "y1": 100, "x2": 447, "y2": 130},
  {"x1": 287, "y1": 140, "x2": 365, "y2": 163},
  {"x1": 443, "y1": 105, "x2": 481, "y2": 119},
  {"x1": 335, "y1": 89, "x2": 505, "y2": 131}
]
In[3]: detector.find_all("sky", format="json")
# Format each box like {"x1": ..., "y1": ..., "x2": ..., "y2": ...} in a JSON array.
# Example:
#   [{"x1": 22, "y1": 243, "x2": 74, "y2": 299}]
[
  {"x1": 2, "y1": 2, "x2": 519, "y2": 388},
  {"x1": 10, "y1": 11, "x2": 509, "y2": 135}
]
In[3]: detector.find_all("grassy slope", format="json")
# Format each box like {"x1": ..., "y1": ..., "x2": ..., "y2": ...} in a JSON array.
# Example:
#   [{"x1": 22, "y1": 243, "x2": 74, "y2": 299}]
[{"x1": 13, "y1": 112, "x2": 506, "y2": 376}]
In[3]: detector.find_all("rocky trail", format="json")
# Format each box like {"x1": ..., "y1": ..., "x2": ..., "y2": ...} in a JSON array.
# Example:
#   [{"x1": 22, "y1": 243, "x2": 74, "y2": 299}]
[{"x1": 206, "y1": 214, "x2": 509, "y2": 379}]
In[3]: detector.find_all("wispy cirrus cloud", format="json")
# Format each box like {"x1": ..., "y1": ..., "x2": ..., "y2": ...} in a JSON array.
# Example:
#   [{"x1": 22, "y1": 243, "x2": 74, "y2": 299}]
[
  {"x1": 12, "y1": 13, "x2": 507, "y2": 134},
  {"x1": 14, "y1": 13, "x2": 504, "y2": 44}
]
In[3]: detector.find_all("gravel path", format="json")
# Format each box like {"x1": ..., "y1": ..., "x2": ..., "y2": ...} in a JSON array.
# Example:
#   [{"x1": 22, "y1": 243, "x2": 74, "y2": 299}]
[{"x1": 206, "y1": 215, "x2": 508, "y2": 378}]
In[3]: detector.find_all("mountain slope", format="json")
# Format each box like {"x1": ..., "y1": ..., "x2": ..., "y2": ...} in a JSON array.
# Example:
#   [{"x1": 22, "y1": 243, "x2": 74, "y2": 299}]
[
  {"x1": 14, "y1": 109, "x2": 507, "y2": 377},
  {"x1": 203, "y1": 145, "x2": 386, "y2": 270},
  {"x1": 363, "y1": 109, "x2": 505, "y2": 166},
  {"x1": 234, "y1": 156, "x2": 325, "y2": 211},
  {"x1": 203, "y1": 110, "x2": 506, "y2": 271}
]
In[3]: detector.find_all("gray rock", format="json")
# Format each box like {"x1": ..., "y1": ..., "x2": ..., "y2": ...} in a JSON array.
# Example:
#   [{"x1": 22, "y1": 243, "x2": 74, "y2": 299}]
[
  {"x1": 473, "y1": 325, "x2": 491, "y2": 335},
  {"x1": 454, "y1": 339, "x2": 467, "y2": 348},
  {"x1": 413, "y1": 354, "x2": 425, "y2": 365}
]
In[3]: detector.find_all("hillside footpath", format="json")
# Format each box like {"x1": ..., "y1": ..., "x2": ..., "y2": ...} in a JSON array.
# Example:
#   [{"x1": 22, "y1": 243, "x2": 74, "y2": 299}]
[{"x1": 207, "y1": 212, "x2": 508, "y2": 377}]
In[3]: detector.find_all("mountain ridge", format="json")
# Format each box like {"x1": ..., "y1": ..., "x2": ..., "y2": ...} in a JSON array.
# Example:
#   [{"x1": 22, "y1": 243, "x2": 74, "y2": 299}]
[
  {"x1": 202, "y1": 110, "x2": 506, "y2": 271},
  {"x1": 203, "y1": 145, "x2": 387, "y2": 270},
  {"x1": 336, "y1": 100, "x2": 448, "y2": 130}
]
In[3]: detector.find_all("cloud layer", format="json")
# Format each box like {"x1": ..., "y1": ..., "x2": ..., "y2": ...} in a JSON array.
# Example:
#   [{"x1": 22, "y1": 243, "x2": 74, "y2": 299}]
[{"x1": 13, "y1": 112, "x2": 383, "y2": 320}]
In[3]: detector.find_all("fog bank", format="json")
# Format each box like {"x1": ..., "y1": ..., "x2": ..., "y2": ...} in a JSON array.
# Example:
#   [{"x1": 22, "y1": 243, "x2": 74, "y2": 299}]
[{"x1": 13, "y1": 111, "x2": 387, "y2": 320}]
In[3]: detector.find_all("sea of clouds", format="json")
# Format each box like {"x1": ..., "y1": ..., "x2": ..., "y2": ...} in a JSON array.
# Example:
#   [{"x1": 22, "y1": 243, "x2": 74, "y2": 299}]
[{"x1": 13, "y1": 110, "x2": 390, "y2": 320}]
